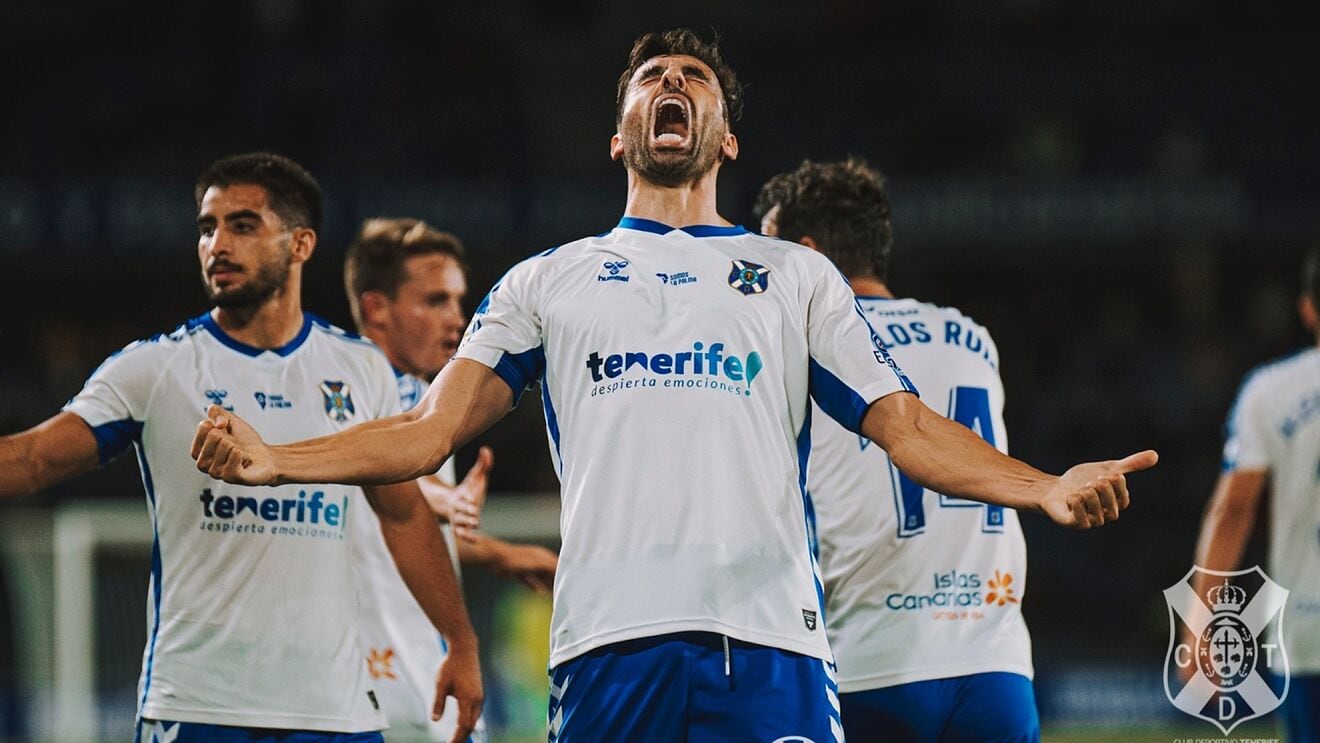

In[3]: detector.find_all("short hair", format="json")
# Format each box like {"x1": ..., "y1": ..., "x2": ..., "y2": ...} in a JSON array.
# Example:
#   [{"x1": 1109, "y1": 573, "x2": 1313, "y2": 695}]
[
  {"x1": 755, "y1": 158, "x2": 894, "y2": 283},
  {"x1": 615, "y1": 28, "x2": 744, "y2": 127},
  {"x1": 343, "y1": 218, "x2": 466, "y2": 331},
  {"x1": 195, "y1": 152, "x2": 323, "y2": 234},
  {"x1": 1304, "y1": 247, "x2": 1320, "y2": 301}
]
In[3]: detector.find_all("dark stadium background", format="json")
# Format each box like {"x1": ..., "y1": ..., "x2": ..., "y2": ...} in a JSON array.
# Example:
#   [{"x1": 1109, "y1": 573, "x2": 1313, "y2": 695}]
[{"x1": 1, "y1": 1, "x2": 1315, "y2": 740}]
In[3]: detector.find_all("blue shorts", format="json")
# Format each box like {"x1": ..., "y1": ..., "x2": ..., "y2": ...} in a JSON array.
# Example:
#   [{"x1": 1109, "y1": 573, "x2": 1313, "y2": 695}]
[
  {"x1": 1280, "y1": 673, "x2": 1320, "y2": 742},
  {"x1": 547, "y1": 631, "x2": 841, "y2": 742},
  {"x1": 136, "y1": 720, "x2": 384, "y2": 743},
  {"x1": 839, "y1": 672, "x2": 1039, "y2": 743}
]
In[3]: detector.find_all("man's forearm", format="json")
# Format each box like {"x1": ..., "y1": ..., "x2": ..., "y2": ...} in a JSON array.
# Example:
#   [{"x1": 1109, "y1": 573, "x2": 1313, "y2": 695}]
[
  {"x1": 378, "y1": 495, "x2": 479, "y2": 648},
  {"x1": 272, "y1": 414, "x2": 452, "y2": 486},
  {"x1": 864, "y1": 392, "x2": 1052, "y2": 512}
]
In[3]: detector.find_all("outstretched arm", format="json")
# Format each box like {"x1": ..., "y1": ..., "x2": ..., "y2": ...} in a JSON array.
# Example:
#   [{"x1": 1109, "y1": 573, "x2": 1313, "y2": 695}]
[
  {"x1": 458, "y1": 534, "x2": 558, "y2": 594},
  {"x1": 192, "y1": 359, "x2": 513, "y2": 487},
  {"x1": 0, "y1": 412, "x2": 101, "y2": 497},
  {"x1": 863, "y1": 392, "x2": 1158, "y2": 529},
  {"x1": 1192, "y1": 469, "x2": 1267, "y2": 572},
  {"x1": 365, "y1": 480, "x2": 483, "y2": 740}
]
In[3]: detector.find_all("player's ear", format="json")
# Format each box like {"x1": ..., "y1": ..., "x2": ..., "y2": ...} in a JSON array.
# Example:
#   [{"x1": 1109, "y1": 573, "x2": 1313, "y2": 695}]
[
  {"x1": 360, "y1": 290, "x2": 391, "y2": 329},
  {"x1": 609, "y1": 133, "x2": 624, "y2": 162},
  {"x1": 1300, "y1": 294, "x2": 1319, "y2": 333},
  {"x1": 798, "y1": 235, "x2": 822, "y2": 254},
  {"x1": 721, "y1": 132, "x2": 739, "y2": 162},
  {"x1": 289, "y1": 227, "x2": 316, "y2": 264}
]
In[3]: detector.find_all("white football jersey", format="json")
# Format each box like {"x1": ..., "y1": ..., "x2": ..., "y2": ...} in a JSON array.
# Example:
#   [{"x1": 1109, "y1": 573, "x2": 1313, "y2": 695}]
[
  {"x1": 809, "y1": 297, "x2": 1033, "y2": 692},
  {"x1": 1222, "y1": 346, "x2": 1320, "y2": 672},
  {"x1": 455, "y1": 218, "x2": 915, "y2": 666},
  {"x1": 350, "y1": 369, "x2": 485, "y2": 742},
  {"x1": 64, "y1": 312, "x2": 395, "y2": 731}
]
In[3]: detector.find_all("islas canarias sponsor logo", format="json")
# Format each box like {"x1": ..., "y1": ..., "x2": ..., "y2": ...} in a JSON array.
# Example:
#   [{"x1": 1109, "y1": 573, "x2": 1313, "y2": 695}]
[
  {"x1": 886, "y1": 569, "x2": 1019, "y2": 611},
  {"x1": 585, "y1": 341, "x2": 765, "y2": 398}
]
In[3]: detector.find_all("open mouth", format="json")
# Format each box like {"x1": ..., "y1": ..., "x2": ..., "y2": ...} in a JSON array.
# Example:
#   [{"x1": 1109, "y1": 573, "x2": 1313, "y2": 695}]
[{"x1": 652, "y1": 96, "x2": 691, "y2": 147}]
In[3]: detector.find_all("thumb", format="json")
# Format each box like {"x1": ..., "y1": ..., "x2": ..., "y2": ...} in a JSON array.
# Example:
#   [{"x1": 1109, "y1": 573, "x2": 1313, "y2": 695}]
[
  {"x1": 1115, "y1": 449, "x2": 1159, "y2": 473},
  {"x1": 206, "y1": 405, "x2": 230, "y2": 430},
  {"x1": 475, "y1": 446, "x2": 494, "y2": 475}
]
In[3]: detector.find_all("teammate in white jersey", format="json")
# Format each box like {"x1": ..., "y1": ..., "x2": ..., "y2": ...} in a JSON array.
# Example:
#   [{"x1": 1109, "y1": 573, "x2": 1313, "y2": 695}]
[
  {"x1": 1191, "y1": 248, "x2": 1320, "y2": 741},
  {"x1": 758, "y1": 159, "x2": 1037, "y2": 741},
  {"x1": 191, "y1": 31, "x2": 1157, "y2": 740},
  {"x1": 0, "y1": 154, "x2": 482, "y2": 743},
  {"x1": 343, "y1": 217, "x2": 559, "y2": 742}
]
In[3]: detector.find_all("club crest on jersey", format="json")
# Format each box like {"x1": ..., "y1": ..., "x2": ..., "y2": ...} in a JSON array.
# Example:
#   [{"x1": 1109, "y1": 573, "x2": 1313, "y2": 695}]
[
  {"x1": 598, "y1": 260, "x2": 630, "y2": 282},
  {"x1": 728, "y1": 260, "x2": 770, "y2": 295},
  {"x1": 802, "y1": 609, "x2": 818, "y2": 631},
  {"x1": 1163, "y1": 566, "x2": 1290, "y2": 734},
  {"x1": 320, "y1": 381, "x2": 356, "y2": 422}
]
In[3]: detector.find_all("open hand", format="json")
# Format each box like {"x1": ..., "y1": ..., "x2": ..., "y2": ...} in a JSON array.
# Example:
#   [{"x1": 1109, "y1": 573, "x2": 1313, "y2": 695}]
[
  {"x1": 191, "y1": 405, "x2": 278, "y2": 485},
  {"x1": 433, "y1": 641, "x2": 484, "y2": 743},
  {"x1": 1040, "y1": 450, "x2": 1159, "y2": 529}
]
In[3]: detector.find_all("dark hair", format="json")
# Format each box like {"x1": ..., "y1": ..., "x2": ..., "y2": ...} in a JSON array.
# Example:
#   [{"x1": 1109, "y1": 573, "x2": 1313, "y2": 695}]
[
  {"x1": 343, "y1": 218, "x2": 465, "y2": 330},
  {"x1": 194, "y1": 152, "x2": 323, "y2": 234},
  {"x1": 615, "y1": 28, "x2": 743, "y2": 126},
  {"x1": 755, "y1": 158, "x2": 894, "y2": 282},
  {"x1": 1303, "y1": 246, "x2": 1320, "y2": 301}
]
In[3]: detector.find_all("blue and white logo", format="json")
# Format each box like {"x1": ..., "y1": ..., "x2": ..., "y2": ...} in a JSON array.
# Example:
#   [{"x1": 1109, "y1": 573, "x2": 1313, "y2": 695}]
[
  {"x1": 728, "y1": 260, "x2": 770, "y2": 295},
  {"x1": 598, "y1": 260, "x2": 631, "y2": 283},
  {"x1": 320, "y1": 380, "x2": 356, "y2": 422},
  {"x1": 204, "y1": 389, "x2": 234, "y2": 411},
  {"x1": 1164, "y1": 565, "x2": 1290, "y2": 734},
  {"x1": 254, "y1": 392, "x2": 292, "y2": 410},
  {"x1": 585, "y1": 341, "x2": 764, "y2": 398},
  {"x1": 656, "y1": 270, "x2": 697, "y2": 286}
]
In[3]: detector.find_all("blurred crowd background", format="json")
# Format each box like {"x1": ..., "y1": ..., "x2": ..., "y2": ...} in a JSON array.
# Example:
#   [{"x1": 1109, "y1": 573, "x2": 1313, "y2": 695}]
[{"x1": 1, "y1": 0, "x2": 1316, "y2": 738}]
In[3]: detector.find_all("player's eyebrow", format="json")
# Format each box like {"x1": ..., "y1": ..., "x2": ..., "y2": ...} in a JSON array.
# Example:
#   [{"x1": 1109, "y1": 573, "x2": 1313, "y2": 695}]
[
  {"x1": 680, "y1": 64, "x2": 709, "y2": 81},
  {"x1": 222, "y1": 209, "x2": 264, "y2": 223}
]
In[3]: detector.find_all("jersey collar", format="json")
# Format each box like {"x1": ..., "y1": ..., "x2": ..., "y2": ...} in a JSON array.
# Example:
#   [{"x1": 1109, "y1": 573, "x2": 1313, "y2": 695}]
[
  {"x1": 198, "y1": 311, "x2": 314, "y2": 358},
  {"x1": 615, "y1": 216, "x2": 748, "y2": 238}
]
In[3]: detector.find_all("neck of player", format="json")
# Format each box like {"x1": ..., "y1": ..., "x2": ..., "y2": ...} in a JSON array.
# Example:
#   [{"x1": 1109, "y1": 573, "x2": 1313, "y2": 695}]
[
  {"x1": 850, "y1": 277, "x2": 893, "y2": 299},
  {"x1": 622, "y1": 166, "x2": 730, "y2": 228},
  {"x1": 212, "y1": 275, "x2": 305, "y2": 349}
]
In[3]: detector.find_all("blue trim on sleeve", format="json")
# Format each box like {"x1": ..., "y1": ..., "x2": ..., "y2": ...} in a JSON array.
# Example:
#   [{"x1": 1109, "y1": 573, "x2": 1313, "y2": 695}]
[
  {"x1": 808, "y1": 359, "x2": 872, "y2": 434},
  {"x1": 492, "y1": 346, "x2": 546, "y2": 405},
  {"x1": 198, "y1": 312, "x2": 313, "y2": 357},
  {"x1": 89, "y1": 418, "x2": 144, "y2": 465}
]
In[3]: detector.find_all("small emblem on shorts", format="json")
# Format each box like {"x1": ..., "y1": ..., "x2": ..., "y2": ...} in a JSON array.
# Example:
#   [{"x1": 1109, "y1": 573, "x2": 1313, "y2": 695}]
[
  {"x1": 320, "y1": 380, "x2": 356, "y2": 422},
  {"x1": 728, "y1": 259, "x2": 770, "y2": 295},
  {"x1": 802, "y1": 609, "x2": 818, "y2": 631},
  {"x1": 598, "y1": 260, "x2": 631, "y2": 282}
]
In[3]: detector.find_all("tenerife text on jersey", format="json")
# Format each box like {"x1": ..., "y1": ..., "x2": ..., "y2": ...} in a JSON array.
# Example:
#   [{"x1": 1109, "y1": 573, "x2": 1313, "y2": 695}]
[{"x1": 586, "y1": 341, "x2": 764, "y2": 398}]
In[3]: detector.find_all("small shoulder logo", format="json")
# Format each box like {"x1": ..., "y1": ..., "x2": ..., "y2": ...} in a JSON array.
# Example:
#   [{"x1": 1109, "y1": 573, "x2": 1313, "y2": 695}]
[
  {"x1": 320, "y1": 381, "x2": 356, "y2": 422},
  {"x1": 1163, "y1": 565, "x2": 1290, "y2": 734},
  {"x1": 204, "y1": 389, "x2": 234, "y2": 411},
  {"x1": 598, "y1": 260, "x2": 631, "y2": 282},
  {"x1": 657, "y1": 270, "x2": 697, "y2": 286},
  {"x1": 728, "y1": 260, "x2": 770, "y2": 295},
  {"x1": 802, "y1": 608, "x2": 818, "y2": 631}
]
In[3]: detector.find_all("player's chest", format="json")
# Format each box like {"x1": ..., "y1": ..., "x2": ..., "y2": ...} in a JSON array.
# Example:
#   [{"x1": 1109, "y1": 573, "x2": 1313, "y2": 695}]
[
  {"x1": 541, "y1": 251, "x2": 798, "y2": 344},
  {"x1": 155, "y1": 354, "x2": 374, "y2": 442}
]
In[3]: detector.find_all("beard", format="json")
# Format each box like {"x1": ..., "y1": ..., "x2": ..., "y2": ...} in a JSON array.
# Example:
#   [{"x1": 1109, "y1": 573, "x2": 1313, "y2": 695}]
[
  {"x1": 620, "y1": 108, "x2": 724, "y2": 188},
  {"x1": 203, "y1": 244, "x2": 292, "y2": 309}
]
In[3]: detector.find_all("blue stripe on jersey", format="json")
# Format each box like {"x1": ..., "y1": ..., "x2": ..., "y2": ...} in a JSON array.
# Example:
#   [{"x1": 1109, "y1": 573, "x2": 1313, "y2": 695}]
[
  {"x1": 808, "y1": 359, "x2": 871, "y2": 434},
  {"x1": 541, "y1": 369, "x2": 563, "y2": 475},
  {"x1": 797, "y1": 405, "x2": 827, "y2": 626},
  {"x1": 492, "y1": 346, "x2": 546, "y2": 405},
  {"x1": 134, "y1": 443, "x2": 164, "y2": 739},
  {"x1": 614, "y1": 216, "x2": 749, "y2": 238},
  {"x1": 198, "y1": 312, "x2": 314, "y2": 357},
  {"x1": 89, "y1": 418, "x2": 144, "y2": 465}
]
